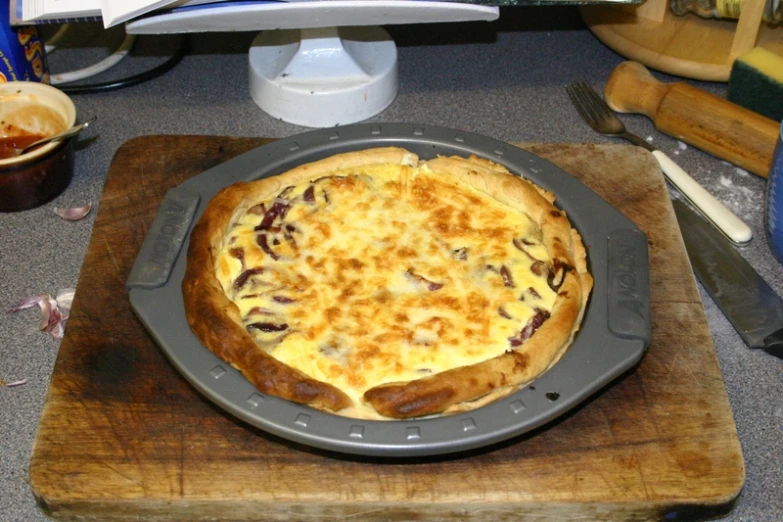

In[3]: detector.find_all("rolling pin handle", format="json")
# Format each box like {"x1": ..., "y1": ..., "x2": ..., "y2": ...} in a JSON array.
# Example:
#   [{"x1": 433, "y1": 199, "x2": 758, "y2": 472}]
[
  {"x1": 604, "y1": 61, "x2": 669, "y2": 118},
  {"x1": 603, "y1": 60, "x2": 777, "y2": 178}
]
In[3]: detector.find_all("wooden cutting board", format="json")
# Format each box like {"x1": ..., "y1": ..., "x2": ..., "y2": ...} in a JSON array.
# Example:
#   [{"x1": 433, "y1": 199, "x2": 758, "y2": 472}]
[{"x1": 28, "y1": 136, "x2": 744, "y2": 521}]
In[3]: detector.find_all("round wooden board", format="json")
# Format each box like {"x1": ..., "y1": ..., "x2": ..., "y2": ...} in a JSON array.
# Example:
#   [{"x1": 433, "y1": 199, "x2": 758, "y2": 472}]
[{"x1": 580, "y1": 4, "x2": 783, "y2": 82}]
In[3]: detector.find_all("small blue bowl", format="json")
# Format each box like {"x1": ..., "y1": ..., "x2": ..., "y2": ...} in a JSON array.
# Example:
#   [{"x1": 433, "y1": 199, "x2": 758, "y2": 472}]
[{"x1": 765, "y1": 120, "x2": 783, "y2": 265}]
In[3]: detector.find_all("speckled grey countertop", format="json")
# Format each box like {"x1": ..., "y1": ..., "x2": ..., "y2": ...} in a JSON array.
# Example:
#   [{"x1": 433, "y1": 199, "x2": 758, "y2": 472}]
[{"x1": 1, "y1": 8, "x2": 781, "y2": 521}]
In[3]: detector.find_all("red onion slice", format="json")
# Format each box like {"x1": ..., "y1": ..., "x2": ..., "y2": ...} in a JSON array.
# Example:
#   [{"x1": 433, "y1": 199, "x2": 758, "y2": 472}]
[
  {"x1": 255, "y1": 200, "x2": 290, "y2": 231},
  {"x1": 229, "y1": 247, "x2": 245, "y2": 263},
  {"x1": 248, "y1": 307, "x2": 276, "y2": 316},
  {"x1": 406, "y1": 269, "x2": 443, "y2": 291},
  {"x1": 247, "y1": 322, "x2": 289, "y2": 332},
  {"x1": 257, "y1": 234, "x2": 279, "y2": 260},
  {"x1": 303, "y1": 185, "x2": 316, "y2": 204},
  {"x1": 500, "y1": 265, "x2": 515, "y2": 288},
  {"x1": 233, "y1": 267, "x2": 264, "y2": 290},
  {"x1": 512, "y1": 237, "x2": 542, "y2": 261},
  {"x1": 547, "y1": 260, "x2": 572, "y2": 291},
  {"x1": 520, "y1": 286, "x2": 541, "y2": 301},
  {"x1": 508, "y1": 308, "x2": 550, "y2": 347}
]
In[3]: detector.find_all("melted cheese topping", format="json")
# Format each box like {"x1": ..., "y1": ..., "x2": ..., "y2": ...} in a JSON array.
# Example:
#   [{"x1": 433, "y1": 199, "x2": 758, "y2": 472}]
[{"x1": 215, "y1": 163, "x2": 557, "y2": 408}]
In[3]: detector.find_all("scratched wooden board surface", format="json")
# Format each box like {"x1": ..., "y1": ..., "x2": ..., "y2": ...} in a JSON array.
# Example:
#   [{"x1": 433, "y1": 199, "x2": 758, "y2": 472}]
[{"x1": 28, "y1": 136, "x2": 744, "y2": 521}]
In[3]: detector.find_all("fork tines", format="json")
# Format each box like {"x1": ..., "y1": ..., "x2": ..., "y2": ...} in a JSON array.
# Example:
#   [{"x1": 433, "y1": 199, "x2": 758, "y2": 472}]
[{"x1": 566, "y1": 82, "x2": 611, "y2": 128}]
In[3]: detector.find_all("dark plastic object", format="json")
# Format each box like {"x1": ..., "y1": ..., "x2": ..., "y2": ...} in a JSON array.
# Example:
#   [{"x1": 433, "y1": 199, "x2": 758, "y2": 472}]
[{"x1": 127, "y1": 123, "x2": 652, "y2": 457}]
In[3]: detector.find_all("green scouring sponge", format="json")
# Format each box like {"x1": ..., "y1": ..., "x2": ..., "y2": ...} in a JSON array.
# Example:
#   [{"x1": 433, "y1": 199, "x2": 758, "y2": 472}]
[{"x1": 728, "y1": 47, "x2": 783, "y2": 123}]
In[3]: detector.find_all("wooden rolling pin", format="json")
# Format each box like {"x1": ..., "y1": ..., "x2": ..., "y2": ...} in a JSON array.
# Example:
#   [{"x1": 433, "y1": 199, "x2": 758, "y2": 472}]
[{"x1": 604, "y1": 61, "x2": 778, "y2": 179}]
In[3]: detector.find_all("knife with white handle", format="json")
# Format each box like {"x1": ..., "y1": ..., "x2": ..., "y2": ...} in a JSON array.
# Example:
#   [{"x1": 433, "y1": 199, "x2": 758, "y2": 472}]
[{"x1": 651, "y1": 150, "x2": 753, "y2": 244}]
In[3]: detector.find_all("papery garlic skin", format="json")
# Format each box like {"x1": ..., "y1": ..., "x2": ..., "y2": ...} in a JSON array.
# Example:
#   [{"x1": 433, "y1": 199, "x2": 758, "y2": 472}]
[{"x1": 7, "y1": 288, "x2": 76, "y2": 339}]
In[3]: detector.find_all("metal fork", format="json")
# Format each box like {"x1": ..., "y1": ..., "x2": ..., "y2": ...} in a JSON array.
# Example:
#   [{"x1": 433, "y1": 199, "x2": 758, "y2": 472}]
[{"x1": 566, "y1": 81, "x2": 752, "y2": 245}]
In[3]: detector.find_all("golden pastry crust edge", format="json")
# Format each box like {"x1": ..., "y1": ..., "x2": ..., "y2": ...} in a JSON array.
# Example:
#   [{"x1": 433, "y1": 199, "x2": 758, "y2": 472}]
[{"x1": 182, "y1": 147, "x2": 593, "y2": 419}]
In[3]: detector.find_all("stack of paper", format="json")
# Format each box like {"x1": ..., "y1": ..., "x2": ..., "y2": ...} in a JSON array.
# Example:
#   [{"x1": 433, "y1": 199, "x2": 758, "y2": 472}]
[{"x1": 11, "y1": 0, "x2": 233, "y2": 27}]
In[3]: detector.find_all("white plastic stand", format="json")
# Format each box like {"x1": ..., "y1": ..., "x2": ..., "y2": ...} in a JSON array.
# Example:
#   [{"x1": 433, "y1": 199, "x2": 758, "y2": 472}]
[
  {"x1": 248, "y1": 26, "x2": 398, "y2": 128},
  {"x1": 125, "y1": 1, "x2": 499, "y2": 127}
]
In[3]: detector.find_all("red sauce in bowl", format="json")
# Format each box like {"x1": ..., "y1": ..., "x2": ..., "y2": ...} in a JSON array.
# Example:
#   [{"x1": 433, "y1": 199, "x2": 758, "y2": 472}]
[{"x1": 0, "y1": 134, "x2": 46, "y2": 160}]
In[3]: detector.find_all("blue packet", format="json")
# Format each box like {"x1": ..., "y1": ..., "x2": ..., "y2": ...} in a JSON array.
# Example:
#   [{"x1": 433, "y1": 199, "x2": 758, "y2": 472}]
[{"x1": 0, "y1": 0, "x2": 49, "y2": 83}]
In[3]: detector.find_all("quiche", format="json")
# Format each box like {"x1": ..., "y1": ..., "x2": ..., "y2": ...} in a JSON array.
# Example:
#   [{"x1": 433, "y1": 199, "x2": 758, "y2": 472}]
[{"x1": 182, "y1": 147, "x2": 592, "y2": 420}]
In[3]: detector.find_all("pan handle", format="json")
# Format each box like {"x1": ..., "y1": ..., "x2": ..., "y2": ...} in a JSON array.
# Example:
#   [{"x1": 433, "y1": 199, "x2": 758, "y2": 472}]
[
  {"x1": 606, "y1": 228, "x2": 651, "y2": 347},
  {"x1": 126, "y1": 185, "x2": 201, "y2": 290}
]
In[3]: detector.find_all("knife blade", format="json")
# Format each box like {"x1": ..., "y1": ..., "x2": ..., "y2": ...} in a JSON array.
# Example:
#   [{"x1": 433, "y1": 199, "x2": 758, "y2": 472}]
[{"x1": 673, "y1": 198, "x2": 783, "y2": 359}]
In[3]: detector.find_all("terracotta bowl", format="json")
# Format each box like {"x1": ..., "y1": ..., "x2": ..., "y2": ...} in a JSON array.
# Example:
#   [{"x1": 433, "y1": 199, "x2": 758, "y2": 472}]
[{"x1": 0, "y1": 82, "x2": 77, "y2": 212}]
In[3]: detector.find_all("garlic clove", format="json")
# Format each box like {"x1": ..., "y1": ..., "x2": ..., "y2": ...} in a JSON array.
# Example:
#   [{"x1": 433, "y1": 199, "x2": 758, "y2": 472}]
[{"x1": 54, "y1": 203, "x2": 92, "y2": 221}]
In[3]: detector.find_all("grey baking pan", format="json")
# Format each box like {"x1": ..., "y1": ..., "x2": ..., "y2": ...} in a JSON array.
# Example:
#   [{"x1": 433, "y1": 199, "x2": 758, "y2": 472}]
[{"x1": 126, "y1": 123, "x2": 651, "y2": 457}]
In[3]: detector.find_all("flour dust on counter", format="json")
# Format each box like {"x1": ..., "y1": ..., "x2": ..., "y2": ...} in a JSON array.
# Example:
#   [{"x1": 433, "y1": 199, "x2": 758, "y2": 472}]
[{"x1": 708, "y1": 165, "x2": 764, "y2": 223}]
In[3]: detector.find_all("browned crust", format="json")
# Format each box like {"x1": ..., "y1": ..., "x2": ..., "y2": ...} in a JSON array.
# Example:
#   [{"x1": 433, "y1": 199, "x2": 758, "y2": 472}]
[{"x1": 182, "y1": 148, "x2": 593, "y2": 419}]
